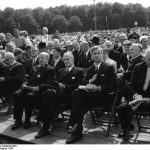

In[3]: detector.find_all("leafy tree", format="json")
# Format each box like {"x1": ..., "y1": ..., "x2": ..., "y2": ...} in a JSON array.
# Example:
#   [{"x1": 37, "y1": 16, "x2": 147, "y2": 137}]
[
  {"x1": 69, "y1": 16, "x2": 83, "y2": 32},
  {"x1": 51, "y1": 15, "x2": 68, "y2": 33}
]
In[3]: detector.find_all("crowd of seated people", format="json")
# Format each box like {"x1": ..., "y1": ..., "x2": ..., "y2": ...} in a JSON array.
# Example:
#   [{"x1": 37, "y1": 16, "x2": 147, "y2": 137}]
[{"x1": 0, "y1": 26, "x2": 150, "y2": 144}]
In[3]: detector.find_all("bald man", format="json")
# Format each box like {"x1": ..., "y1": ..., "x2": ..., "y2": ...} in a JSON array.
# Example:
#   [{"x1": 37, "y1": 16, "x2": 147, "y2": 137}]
[
  {"x1": 0, "y1": 52, "x2": 24, "y2": 93},
  {"x1": 34, "y1": 51, "x2": 84, "y2": 139},
  {"x1": 0, "y1": 54, "x2": 7, "y2": 76},
  {"x1": 117, "y1": 49, "x2": 150, "y2": 138},
  {"x1": 11, "y1": 52, "x2": 55, "y2": 130},
  {"x1": 66, "y1": 46, "x2": 117, "y2": 144}
]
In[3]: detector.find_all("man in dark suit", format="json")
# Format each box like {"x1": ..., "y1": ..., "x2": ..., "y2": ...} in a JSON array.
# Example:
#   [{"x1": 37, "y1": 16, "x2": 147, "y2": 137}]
[
  {"x1": 0, "y1": 52, "x2": 24, "y2": 93},
  {"x1": 34, "y1": 51, "x2": 84, "y2": 139},
  {"x1": 0, "y1": 53, "x2": 7, "y2": 76},
  {"x1": 11, "y1": 52, "x2": 55, "y2": 130},
  {"x1": 26, "y1": 45, "x2": 39, "y2": 76},
  {"x1": 118, "y1": 43, "x2": 144, "y2": 81},
  {"x1": 117, "y1": 49, "x2": 150, "y2": 138},
  {"x1": 107, "y1": 41, "x2": 122, "y2": 70},
  {"x1": 49, "y1": 47, "x2": 65, "y2": 77},
  {"x1": 78, "y1": 41, "x2": 93, "y2": 69},
  {"x1": 66, "y1": 46, "x2": 117, "y2": 144},
  {"x1": 120, "y1": 40, "x2": 132, "y2": 71}
]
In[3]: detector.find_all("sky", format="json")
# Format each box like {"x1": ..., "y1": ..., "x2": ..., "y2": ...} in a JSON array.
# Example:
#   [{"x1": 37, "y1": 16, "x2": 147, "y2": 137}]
[{"x1": 0, "y1": 0, "x2": 150, "y2": 10}]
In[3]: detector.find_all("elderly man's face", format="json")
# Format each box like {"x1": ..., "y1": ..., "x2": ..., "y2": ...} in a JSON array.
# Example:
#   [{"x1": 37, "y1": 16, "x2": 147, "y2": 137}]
[
  {"x1": 130, "y1": 45, "x2": 140, "y2": 58},
  {"x1": 91, "y1": 48, "x2": 103, "y2": 63},
  {"x1": 38, "y1": 53, "x2": 49, "y2": 66},
  {"x1": 4, "y1": 56, "x2": 14, "y2": 66},
  {"x1": 63, "y1": 54, "x2": 74, "y2": 68},
  {"x1": 0, "y1": 36, "x2": 4, "y2": 41},
  {"x1": 31, "y1": 47, "x2": 39, "y2": 57},
  {"x1": 6, "y1": 44, "x2": 14, "y2": 52}
]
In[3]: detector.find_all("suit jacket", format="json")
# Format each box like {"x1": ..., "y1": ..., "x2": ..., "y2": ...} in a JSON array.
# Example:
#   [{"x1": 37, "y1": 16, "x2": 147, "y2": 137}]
[
  {"x1": 57, "y1": 66, "x2": 84, "y2": 94},
  {"x1": 26, "y1": 57, "x2": 39, "y2": 76},
  {"x1": 27, "y1": 64, "x2": 55, "y2": 87},
  {"x1": 49, "y1": 58, "x2": 65, "y2": 77},
  {"x1": 120, "y1": 53, "x2": 129, "y2": 71},
  {"x1": 123, "y1": 55, "x2": 144, "y2": 81},
  {"x1": 129, "y1": 62, "x2": 150, "y2": 98},
  {"x1": 77, "y1": 52, "x2": 93, "y2": 68},
  {"x1": 2, "y1": 62, "x2": 25, "y2": 92},
  {"x1": 85, "y1": 62, "x2": 117, "y2": 94},
  {"x1": 108, "y1": 49, "x2": 121, "y2": 69},
  {"x1": 0, "y1": 61, "x2": 8, "y2": 76}
]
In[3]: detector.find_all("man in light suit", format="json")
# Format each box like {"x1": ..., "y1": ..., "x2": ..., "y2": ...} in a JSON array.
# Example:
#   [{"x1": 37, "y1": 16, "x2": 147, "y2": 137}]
[
  {"x1": 117, "y1": 49, "x2": 150, "y2": 138},
  {"x1": 66, "y1": 46, "x2": 117, "y2": 144}
]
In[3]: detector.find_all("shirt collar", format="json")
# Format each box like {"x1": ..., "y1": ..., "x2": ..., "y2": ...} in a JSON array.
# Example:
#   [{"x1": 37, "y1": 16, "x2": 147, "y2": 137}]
[
  {"x1": 94, "y1": 62, "x2": 101, "y2": 70},
  {"x1": 66, "y1": 65, "x2": 74, "y2": 72}
]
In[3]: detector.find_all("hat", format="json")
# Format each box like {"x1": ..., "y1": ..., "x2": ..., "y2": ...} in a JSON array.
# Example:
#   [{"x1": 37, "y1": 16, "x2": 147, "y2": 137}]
[
  {"x1": 139, "y1": 36, "x2": 148, "y2": 43},
  {"x1": 42, "y1": 27, "x2": 48, "y2": 33},
  {"x1": 123, "y1": 40, "x2": 132, "y2": 46},
  {"x1": 90, "y1": 35, "x2": 100, "y2": 45},
  {"x1": 38, "y1": 42, "x2": 46, "y2": 49},
  {"x1": 128, "y1": 34, "x2": 137, "y2": 40}
]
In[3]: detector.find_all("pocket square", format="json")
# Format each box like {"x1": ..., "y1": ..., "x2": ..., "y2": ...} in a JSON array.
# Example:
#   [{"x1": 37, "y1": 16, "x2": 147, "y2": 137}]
[
  {"x1": 72, "y1": 76, "x2": 75, "y2": 79},
  {"x1": 100, "y1": 74, "x2": 105, "y2": 77}
]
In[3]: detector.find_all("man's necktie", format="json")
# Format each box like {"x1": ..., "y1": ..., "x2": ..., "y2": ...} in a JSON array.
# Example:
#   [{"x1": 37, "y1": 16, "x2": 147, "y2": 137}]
[
  {"x1": 95, "y1": 66, "x2": 99, "y2": 74},
  {"x1": 143, "y1": 68, "x2": 150, "y2": 91},
  {"x1": 32, "y1": 58, "x2": 36, "y2": 65}
]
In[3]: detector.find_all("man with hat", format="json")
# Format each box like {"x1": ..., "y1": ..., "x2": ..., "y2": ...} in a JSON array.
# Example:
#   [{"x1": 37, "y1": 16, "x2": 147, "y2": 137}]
[
  {"x1": 128, "y1": 33, "x2": 137, "y2": 44},
  {"x1": 90, "y1": 35, "x2": 100, "y2": 47}
]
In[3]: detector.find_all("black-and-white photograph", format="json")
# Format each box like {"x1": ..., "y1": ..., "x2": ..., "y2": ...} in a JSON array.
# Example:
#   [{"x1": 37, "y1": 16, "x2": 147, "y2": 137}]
[{"x1": 0, "y1": 0, "x2": 150, "y2": 148}]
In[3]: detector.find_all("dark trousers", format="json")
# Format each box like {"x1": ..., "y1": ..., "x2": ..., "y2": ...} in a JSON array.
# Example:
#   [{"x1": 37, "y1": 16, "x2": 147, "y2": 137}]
[
  {"x1": 116, "y1": 101, "x2": 150, "y2": 131},
  {"x1": 38, "y1": 89, "x2": 70, "y2": 125},
  {"x1": 12, "y1": 88, "x2": 41, "y2": 123},
  {"x1": 116, "y1": 103, "x2": 133, "y2": 130},
  {"x1": 69, "y1": 89, "x2": 114, "y2": 126}
]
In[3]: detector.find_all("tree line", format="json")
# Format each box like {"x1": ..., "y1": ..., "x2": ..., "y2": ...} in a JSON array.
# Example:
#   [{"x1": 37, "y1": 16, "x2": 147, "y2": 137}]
[{"x1": 0, "y1": 2, "x2": 150, "y2": 34}]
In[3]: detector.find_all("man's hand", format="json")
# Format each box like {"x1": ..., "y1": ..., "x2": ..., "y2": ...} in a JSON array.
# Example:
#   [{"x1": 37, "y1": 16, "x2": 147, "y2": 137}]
[
  {"x1": 86, "y1": 84, "x2": 100, "y2": 92},
  {"x1": 89, "y1": 74, "x2": 97, "y2": 84},
  {"x1": 117, "y1": 73, "x2": 123, "y2": 78},
  {"x1": 59, "y1": 83, "x2": 66, "y2": 89},
  {"x1": 0, "y1": 77, "x2": 5, "y2": 82},
  {"x1": 134, "y1": 94, "x2": 143, "y2": 101}
]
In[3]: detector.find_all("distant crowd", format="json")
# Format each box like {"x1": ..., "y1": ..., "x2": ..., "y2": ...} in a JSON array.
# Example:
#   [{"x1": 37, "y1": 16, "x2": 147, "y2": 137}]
[{"x1": 0, "y1": 26, "x2": 150, "y2": 143}]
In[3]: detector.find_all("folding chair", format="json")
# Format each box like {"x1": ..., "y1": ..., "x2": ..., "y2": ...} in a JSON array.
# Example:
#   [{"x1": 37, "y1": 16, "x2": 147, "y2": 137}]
[{"x1": 90, "y1": 78, "x2": 120, "y2": 137}]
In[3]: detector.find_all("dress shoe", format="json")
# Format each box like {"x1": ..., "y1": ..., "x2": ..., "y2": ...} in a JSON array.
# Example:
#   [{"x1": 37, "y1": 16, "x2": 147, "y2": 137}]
[
  {"x1": 35, "y1": 127, "x2": 49, "y2": 139},
  {"x1": 117, "y1": 131, "x2": 127, "y2": 138},
  {"x1": 11, "y1": 122, "x2": 23, "y2": 130},
  {"x1": 66, "y1": 131, "x2": 83, "y2": 144},
  {"x1": 23, "y1": 121, "x2": 31, "y2": 129},
  {"x1": 130, "y1": 124, "x2": 134, "y2": 131},
  {"x1": 67, "y1": 124, "x2": 83, "y2": 134},
  {"x1": 118, "y1": 124, "x2": 134, "y2": 138}
]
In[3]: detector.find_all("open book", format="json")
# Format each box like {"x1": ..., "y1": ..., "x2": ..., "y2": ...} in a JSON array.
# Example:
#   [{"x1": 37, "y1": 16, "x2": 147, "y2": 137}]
[{"x1": 129, "y1": 98, "x2": 150, "y2": 111}]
